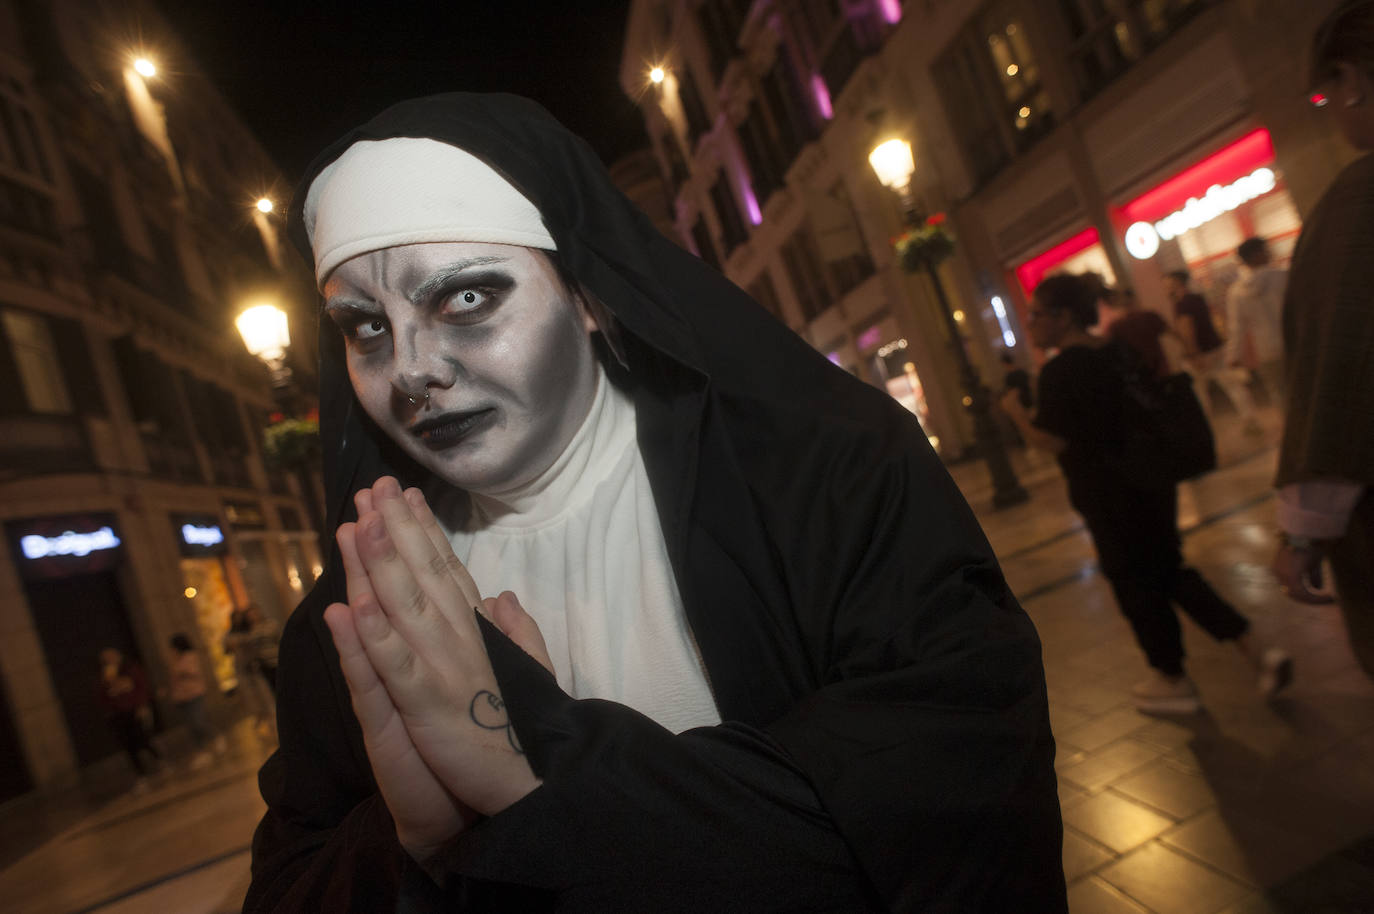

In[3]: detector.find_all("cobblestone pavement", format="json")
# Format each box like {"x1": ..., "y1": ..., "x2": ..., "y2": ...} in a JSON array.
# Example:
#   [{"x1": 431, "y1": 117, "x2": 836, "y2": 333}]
[{"x1": 2, "y1": 409, "x2": 1371, "y2": 913}]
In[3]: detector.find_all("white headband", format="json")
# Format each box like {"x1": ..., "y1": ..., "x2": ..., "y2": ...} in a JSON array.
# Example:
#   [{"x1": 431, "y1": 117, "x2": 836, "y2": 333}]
[{"x1": 303, "y1": 137, "x2": 556, "y2": 286}]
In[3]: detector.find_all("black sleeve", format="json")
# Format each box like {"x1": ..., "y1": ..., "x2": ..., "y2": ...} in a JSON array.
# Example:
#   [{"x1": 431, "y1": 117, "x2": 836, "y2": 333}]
[
  {"x1": 246, "y1": 590, "x2": 875, "y2": 913},
  {"x1": 248, "y1": 447, "x2": 1062, "y2": 913}
]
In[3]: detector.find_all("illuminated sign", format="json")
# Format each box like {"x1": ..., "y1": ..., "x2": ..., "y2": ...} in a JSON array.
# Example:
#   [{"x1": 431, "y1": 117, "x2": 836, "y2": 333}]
[
  {"x1": 1125, "y1": 167, "x2": 1276, "y2": 259},
  {"x1": 990, "y1": 296, "x2": 1017, "y2": 348},
  {"x1": 1015, "y1": 228, "x2": 1101, "y2": 296},
  {"x1": 180, "y1": 523, "x2": 225, "y2": 547},
  {"x1": 21, "y1": 527, "x2": 121, "y2": 560}
]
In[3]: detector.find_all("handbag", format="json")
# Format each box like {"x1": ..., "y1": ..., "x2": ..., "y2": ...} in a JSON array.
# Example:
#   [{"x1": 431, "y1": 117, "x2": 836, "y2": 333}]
[{"x1": 1110, "y1": 343, "x2": 1217, "y2": 488}]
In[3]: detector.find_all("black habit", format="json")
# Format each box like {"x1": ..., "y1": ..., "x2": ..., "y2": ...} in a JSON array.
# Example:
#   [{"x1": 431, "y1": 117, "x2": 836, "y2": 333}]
[{"x1": 245, "y1": 93, "x2": 1065, "y2": 913}]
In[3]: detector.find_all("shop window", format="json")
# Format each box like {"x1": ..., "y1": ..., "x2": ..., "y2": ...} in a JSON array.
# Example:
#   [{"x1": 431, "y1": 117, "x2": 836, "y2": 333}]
[
  {"x1": 934, "y1": 4, "x2": 1054, "y2": 184},
  {"x1": 747, "y1": 271, "x2": 783, "y2": 319},
  {"x1": 1057, "y1": 0, "x2": 1209, "y2": 99},
  {"x1": 780, "y1": 228, "x2": 830, "y2": 322},
  {"x1": 1, "y1": 309, "x2": 73, "y2": 415},
  {"x1": 698, "y1": 0, "x2": 750, "y2": 81},
  {"x1": 709, "y1": 173, "x2": 749, "y2": 257}
]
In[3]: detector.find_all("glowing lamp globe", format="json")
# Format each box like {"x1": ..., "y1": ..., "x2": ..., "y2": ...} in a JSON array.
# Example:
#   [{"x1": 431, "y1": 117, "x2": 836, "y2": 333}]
[
  {"x1": 236, "y1": 304, "x2": 290, "y2": 363},
  {"x1": 869, "y1": 139, "x2": 916, "y2": 191}
]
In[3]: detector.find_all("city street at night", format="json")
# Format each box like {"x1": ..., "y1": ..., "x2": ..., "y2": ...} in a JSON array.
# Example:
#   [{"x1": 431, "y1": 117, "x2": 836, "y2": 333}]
[
  {"x1": 2, "y1": 415, "x2": 1371, "y2": 913},
  {"x1": 2, "y1": 0, "x2": 1371, "y2": 911}
]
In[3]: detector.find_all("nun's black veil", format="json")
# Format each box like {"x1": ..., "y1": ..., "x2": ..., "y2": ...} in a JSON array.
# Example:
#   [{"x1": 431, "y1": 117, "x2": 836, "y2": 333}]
[{"x1": 251, "y1": 93, "x2": 1064, "y2": 912}]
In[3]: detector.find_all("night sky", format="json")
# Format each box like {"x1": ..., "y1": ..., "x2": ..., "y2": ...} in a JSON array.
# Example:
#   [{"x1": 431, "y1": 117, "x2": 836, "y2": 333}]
[{"x1": 154, "y1": 0, "x2": 648, "y2": 182}]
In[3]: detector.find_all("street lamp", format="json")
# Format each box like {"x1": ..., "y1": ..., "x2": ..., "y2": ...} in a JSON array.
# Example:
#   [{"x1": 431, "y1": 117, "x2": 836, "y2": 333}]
[
  {"x1": 868, "y1": 138, "x2": 1029, "y2": 509},
  {"x1": 133, "y1": 57, "x2": 156, "y2": 78},
  {"x1": 256, "y1": 197, "x2": 274, "y2": 214},
  {"x1": 236, "y1": 302, "x2": 324, "y2": 536}
]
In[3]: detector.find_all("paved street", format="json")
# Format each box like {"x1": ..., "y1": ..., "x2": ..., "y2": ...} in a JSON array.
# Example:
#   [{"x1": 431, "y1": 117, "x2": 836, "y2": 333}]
[{"x1": 2, "y1": 410, "x2": 1371, "y2": 913}]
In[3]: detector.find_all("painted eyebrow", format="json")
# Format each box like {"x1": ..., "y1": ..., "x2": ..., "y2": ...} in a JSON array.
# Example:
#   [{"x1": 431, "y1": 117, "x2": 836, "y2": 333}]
[
  {"x1": 408, "y1": 256, "x2": 511, "y2": 305},
  {"x1": 322, "y1": 296, "x2": 380, "y2": 317}
]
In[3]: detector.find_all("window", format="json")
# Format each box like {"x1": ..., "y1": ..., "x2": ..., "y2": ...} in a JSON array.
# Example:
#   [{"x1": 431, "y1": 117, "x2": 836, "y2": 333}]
[
  {"x1": 690, "y1": 216, "x2": 721, "y2": 271},
  {"x1": 0, "y1": 78, "x2": 58, "y2": 239},
  {"x1": 709, "y1": 173, "x2": 749, "y2": 257},
  {"x1": 0, "y1": 81, "x2": 52, "y2": 183},
  {"x1": 797, "y1": 0, "x2": 882, "y2": 100},
  {"x1": 698, "y1": 0, "x2": 750, "y2": 80},
  {"x1": 812, "y1": 182, "x2": 874, "y2": 297},
  {"x1": 747, "y1": 271, "x2": 783, "y2": 319},
  {"x1": 735, "y1": 56, "x2": 814, "y2": 210},
  {"x1": 1058, "y1": 0, "x2": 1207, "y2": 98},
  {"x1": 934, "y1": 5, "x2": 1054, "y2": 184},
  {"x1": 1, "y1": 310, "x2": 72, "y2": 414},
  {"x1": 780, "y1": 228, "x2": 830, "y2": 322},
  {"x1": 737, "y1": 105, "x2": 781, "y2": 204},
  {"x1": 675, "y1": 68, "x2": 712, "y2": 150},
  {"x1": 70, "y1": 164, "x2": 130, "y2": 271}
]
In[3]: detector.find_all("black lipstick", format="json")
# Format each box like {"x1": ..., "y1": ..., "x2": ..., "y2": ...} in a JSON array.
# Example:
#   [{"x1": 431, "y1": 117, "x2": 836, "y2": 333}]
[{"x1": 410, "y1": 409, "x2": 494, "y2": 448}]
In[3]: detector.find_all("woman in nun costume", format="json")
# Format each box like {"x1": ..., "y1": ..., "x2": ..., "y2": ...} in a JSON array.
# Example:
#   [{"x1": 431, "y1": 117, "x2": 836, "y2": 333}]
[{"x1": 246, "y1": 93, "x2": 1065, "y2": 913}]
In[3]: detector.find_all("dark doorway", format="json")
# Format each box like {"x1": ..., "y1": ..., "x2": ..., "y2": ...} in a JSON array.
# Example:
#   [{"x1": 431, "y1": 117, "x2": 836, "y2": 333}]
[{"x1": 24, "y1": 571, "x2": 142, "y2": 766}]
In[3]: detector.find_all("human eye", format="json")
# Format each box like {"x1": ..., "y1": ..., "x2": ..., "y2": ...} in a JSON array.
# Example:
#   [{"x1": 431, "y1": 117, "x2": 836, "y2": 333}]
[
  {"x1": 328, "y1": 307, "x2": 390, "y2": 346},
  {"x1": 444, "y1": 288, "x2": 492, "y2": 314}
]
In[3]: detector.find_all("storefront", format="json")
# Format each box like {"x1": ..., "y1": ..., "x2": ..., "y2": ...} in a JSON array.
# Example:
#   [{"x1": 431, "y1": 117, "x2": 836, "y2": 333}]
[
  {"x1": 172, "y1": 514, "x2": 239, "y2": 692},
  {"x1": 1013, "y1": 227, "x2": 1118, "y2": 298},
  {"x1": 854, "y1": 316, "x2": 940, "y2": 453},
  {"x1": 1113, "y1": 128, "x2": 1301, "y2": 305},
  {"x1": 4, "y1": 514, "x2": 143, "y2": 769}
]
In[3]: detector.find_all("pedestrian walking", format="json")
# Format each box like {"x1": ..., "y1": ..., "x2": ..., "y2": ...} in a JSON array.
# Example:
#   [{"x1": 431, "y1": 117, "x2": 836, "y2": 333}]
[
  {"x1": 1167, "y1": 269, "x2": 1261, "y2": 432},
  {"x1": 244, "y1": 92, "x2": 1065, "y2": 912},
  {"x1": 1272, "y1": 0, "x2": 1374, "y2": 678},
  {"x1": 167, "y1": 633, "x2": 226, "y2": 768},
  {"x1": 224, "y1": 608, "x2": 277, "y2": 737},
  {"x1": 1225, "y1": 237, "x2": 1287, "y2": 406},
  {"x1": 97, "y1": 647, "x2": 163, "y2": 793},
  {"x1": 1001, "y1": 274, "x2": 1291, "y2": 713}
]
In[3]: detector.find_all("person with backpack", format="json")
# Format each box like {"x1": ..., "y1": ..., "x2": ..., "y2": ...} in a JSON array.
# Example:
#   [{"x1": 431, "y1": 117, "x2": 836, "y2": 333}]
[{"x1": 1000, "y1": 273, "x2": 1291, "y2": 713}]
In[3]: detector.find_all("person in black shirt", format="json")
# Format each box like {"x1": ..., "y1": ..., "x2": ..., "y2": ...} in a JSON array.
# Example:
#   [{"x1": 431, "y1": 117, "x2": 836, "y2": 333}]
[{"x1": 1001, "y1": 274, "x2": 1291, "y2": 713}]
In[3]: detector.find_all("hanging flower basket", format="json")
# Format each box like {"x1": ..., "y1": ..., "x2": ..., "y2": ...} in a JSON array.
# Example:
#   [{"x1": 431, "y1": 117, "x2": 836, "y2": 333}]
[
  {"x1": 263, "y1": 416, "x2": 320, "y2": 470},
  {"x1": 893, "y1": 213, "x2": 956, "y2": 272}
]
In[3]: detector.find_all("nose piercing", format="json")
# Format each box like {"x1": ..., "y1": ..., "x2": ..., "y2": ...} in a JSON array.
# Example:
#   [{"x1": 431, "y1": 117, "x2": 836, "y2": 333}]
[{"x1": 406, "y1": 391, "x2": 430, "y2": 405}]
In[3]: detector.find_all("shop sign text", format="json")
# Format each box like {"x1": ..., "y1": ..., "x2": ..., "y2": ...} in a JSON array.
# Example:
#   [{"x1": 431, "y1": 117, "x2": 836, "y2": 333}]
[
  {"x1": 21, "y1": 527, "x2": 122, "y2": 560},
  {"x1": 1126, "y1": 167, "x2": 1277, "y2": 260}
]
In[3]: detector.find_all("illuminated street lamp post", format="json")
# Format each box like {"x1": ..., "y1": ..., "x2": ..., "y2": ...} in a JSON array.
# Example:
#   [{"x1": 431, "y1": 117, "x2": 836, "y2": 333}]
[
  {"x1": 236, "y1": 302, "x2": 323, "y2": 535},
  {"x1": 869, "y1": 139, "x2": 1029, "y2": 509}
]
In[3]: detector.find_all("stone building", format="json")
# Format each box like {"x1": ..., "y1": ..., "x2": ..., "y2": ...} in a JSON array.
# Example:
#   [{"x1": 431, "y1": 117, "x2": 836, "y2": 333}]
[{"x1": 0, "y1": 0, "x2": 319, "y2": 799}]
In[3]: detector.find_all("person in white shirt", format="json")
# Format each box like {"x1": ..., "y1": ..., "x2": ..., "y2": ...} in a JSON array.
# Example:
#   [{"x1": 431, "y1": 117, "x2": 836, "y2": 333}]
[{"x1": 1225, "y1": 237, "x2": 1287, "y2": 406}]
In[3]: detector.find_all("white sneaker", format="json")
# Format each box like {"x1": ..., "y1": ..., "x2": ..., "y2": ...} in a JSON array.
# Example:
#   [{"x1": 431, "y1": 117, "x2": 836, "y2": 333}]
[
  {"x1": 1132, "y1": 673, "x2": 1201, "y2": 714},
  {"x1": 1257, "y1": 649, "x2": 1294, "y2": 699}
]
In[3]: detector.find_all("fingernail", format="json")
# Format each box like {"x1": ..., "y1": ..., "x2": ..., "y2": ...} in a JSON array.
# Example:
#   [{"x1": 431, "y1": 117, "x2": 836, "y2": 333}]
[
  {"x1": 364, "y1": 516, "x2": 387, "y2": 542},
  {"x1": 404, "y1": 487, "x2": 424, "y2": 507},
  {"x1": 376, "y1": 476, "x2": 400, "y2": 498}
]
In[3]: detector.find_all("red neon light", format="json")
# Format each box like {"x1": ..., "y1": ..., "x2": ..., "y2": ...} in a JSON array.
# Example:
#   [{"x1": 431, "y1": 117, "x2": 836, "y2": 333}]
[
  {"x1": 1121, "y1": 129, "x2": 1275, "y2": 223},
  {"x1": 1310, "y1": 92, "x2": 1329, "y2": 108},
  {"x1": 1015, "y1": 228, "x2": 1100, "y2": 295}
]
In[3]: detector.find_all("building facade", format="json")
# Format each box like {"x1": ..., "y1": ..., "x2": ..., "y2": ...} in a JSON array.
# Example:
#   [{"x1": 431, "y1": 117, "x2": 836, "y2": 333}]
[
  {"x1": 620, "y1": 0, "x2": 1350, "y2": 455},
  {"x1": 0, "y1": 0, "x2": 320, "y2": 800}
]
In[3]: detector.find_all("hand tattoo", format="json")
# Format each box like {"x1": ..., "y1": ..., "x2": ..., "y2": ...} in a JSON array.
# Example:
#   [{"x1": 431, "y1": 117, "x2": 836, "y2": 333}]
[{"x1": 469, "y1": 690, "x2": 523, "y2": 754}]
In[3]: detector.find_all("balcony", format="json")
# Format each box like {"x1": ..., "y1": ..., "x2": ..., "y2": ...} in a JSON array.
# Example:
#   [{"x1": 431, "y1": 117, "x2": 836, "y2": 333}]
[{"x1": 0, "y1": 413, "x2": 94, "y2": 479}]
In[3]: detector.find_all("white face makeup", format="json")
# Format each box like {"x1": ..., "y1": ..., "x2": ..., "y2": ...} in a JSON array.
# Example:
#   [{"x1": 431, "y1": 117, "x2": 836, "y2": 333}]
[{"x1": 324, "y1": 242, "x2": 600, "y2": 494}]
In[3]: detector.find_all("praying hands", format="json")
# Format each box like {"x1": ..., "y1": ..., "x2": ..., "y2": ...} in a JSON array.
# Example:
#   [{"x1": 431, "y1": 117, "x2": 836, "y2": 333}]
[{"x1": 321, "y1": 476, "x2": 553, "y2": 863}]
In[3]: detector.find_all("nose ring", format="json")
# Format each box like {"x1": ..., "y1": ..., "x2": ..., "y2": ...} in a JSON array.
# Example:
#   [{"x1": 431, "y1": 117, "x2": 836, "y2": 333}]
[{"x1": 406, "y1": 391, "x2": 430, "y2": 405}]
